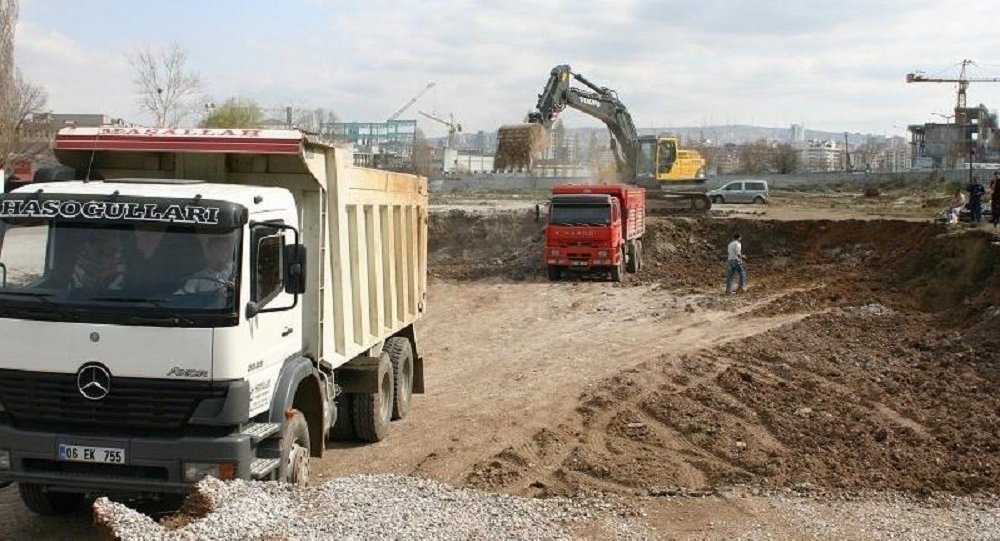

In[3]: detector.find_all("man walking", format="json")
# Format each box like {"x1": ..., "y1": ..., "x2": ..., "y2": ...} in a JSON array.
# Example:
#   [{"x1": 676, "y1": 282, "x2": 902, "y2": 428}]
[
  {"x1": 726, "y1": 233, "x2": 747, "y2": 295},
  {"x1": 990, "y1": 172, "x2": 1000, "y2": 229},
  {"x1": 968, "y1": 177, "x2": 986, "y2": 224}
]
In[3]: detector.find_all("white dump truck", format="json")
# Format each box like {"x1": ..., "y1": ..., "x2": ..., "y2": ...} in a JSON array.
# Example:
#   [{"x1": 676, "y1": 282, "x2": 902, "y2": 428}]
[{"x1": 0, "y1": 128, "x2": 427, "y2": 514}]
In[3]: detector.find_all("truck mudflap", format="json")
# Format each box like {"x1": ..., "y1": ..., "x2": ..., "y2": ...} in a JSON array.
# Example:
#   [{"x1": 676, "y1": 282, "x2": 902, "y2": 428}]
[{"x1": 0, "y1": 424, "x2": 257, "y2": 496}]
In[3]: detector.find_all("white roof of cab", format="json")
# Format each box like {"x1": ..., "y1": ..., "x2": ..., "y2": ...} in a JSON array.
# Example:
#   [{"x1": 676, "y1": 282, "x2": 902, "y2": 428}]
[{"x1": 14, "y1": 180, "x2": 293, "y2": 213}]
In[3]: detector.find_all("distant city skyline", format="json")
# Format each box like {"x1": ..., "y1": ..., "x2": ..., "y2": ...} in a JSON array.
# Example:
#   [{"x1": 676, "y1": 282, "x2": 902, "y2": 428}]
[{"x1": 14, "y1": 0, "x2": 1000, "y2": 139}]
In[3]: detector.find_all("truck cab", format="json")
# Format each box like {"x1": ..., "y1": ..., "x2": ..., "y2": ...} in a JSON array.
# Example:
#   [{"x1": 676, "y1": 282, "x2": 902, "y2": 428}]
[
  {"x1": 544, "y1": 184, "x2": 645, "y2": 282},
  {"x1": 0, "y1": 128, "x2": 427, "y2": 514}
]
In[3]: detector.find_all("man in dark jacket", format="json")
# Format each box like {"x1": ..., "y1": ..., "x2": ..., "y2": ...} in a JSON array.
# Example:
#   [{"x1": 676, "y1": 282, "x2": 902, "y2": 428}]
[{"x1": 968, "y1": 178, "x2": 986, "y2": 223}]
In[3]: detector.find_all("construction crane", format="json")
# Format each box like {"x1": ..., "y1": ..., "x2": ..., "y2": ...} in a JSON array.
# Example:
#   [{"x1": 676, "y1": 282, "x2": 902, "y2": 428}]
[
  {"x1": 906, "y1": 59, "x2": 1000, "y2": 124},
  {"x1": 418, "y1": 110, "x2": 462, "y2": 148},
  {"x1": 386, "y1": 81, "x2": 436, "y2": 122}
]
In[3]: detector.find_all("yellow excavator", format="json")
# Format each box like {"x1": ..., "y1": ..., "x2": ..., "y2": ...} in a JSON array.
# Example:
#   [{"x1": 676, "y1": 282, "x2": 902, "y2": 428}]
[{"x1": 495, "y1": 65, "x2": 711, "y2": 213}]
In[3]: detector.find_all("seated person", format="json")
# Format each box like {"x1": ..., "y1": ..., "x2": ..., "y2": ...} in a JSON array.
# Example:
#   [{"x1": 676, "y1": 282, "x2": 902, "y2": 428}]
[
  {"x1": 69, "y1": 232, "x2": 125, "y2": 290},
  {"x1": 176, "y1": 236, "x2": 236, "y2": 294}
]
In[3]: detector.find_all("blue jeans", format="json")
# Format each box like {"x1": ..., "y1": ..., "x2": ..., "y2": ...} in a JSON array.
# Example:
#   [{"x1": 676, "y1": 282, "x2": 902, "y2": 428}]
[{"x1": 726, "y1": 259, "x2": 746, "y2": 294}]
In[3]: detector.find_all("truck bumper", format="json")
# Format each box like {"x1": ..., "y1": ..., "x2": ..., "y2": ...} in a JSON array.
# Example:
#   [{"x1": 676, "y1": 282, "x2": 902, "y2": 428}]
[
  {"x1": 546, "y1": 258, "x2": 616, "y2": 268},
  {"x1": 0, "y1": 424, "x2": 253, "y2": 496}
]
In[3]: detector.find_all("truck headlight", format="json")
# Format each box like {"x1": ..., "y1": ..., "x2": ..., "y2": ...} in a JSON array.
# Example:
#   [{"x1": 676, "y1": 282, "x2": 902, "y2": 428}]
[
  {"x1": 597, "y1": 250, "x2": 608, "y2": 257},
  {"x1": 0, "y1": 449, "x2": 10, "y2": 471},
  {"x1": 184, "y1": 461, "x2": 236, "y2": 482}
]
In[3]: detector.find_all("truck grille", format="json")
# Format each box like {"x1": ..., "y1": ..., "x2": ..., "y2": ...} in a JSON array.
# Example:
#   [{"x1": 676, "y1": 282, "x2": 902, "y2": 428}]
[{"x1": 0, "y1": 369, "x2": 227, "y2": 434}]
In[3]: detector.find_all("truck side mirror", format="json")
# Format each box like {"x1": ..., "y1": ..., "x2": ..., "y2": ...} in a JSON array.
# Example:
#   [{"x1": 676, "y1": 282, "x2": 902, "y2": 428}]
[{"x1": 284, "y1": 244, "x2": 307, "y2": 295}]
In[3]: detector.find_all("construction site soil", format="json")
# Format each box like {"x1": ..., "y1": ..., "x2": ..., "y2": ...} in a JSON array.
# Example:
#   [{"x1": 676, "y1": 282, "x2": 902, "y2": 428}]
[{"x1": 430, "y1": 210, "x2": 999, "y2": 499}]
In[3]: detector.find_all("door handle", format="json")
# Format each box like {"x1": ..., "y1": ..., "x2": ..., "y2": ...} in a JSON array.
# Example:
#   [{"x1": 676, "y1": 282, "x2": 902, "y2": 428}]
[{"x1": 281, "y1": 327, "x2": 294, "y2": 337}]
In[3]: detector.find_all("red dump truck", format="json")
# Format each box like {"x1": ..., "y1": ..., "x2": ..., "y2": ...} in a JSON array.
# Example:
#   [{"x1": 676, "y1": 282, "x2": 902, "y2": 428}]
[{"x1": 544, "y1": 183, "x2": 645, "y2": 282}]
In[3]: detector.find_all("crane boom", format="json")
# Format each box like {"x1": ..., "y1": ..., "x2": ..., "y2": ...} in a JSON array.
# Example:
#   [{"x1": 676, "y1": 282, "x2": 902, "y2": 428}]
[
  {"x1": 906, "y1": 60, "x2": 1000, "y2": 121},
  {"x1": 387, "y1": 81, "x2": 436, "y2": 122}
]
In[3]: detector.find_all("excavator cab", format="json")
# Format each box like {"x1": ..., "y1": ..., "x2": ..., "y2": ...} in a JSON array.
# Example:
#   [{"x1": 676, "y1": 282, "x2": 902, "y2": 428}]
[{"x1": 637, "y1": 136, "x2": 706, "y2": 185}]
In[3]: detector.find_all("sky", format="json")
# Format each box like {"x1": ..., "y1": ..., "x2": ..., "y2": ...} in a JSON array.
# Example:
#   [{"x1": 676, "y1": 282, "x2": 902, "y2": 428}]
[{"x1": 13, "y1": 0, "x2": 1000, "y2": 139}]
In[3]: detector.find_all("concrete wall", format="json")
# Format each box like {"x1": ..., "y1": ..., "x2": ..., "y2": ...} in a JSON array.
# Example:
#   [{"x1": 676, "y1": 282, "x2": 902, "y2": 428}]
[{"x1": 430, "y1": 169, "x2": 989, "y2": 193}]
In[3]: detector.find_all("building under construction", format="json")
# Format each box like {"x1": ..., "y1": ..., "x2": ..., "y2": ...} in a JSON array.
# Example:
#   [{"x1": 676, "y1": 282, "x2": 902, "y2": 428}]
[
  {"x1": 908, "y1": 104, "x2": 1000, "y2": 168},
  {"x1": 906, "y1": 60, "x2": 1000, "y2": 168}
]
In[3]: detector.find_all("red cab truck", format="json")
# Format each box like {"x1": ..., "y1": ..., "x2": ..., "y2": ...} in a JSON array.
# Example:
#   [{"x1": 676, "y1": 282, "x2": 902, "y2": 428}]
[{"x1": 544, "y1": 183, "x2": 645, "y2": 282}]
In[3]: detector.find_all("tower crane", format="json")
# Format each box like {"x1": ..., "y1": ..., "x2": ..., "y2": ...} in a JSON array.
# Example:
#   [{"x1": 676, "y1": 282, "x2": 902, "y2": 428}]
[
  {"x1": 386, "y1": 81, "x2": 436, "y2": 122},
  {"x1": 418, "y1": 110, "x2": 462, "y2": 148},
  {"x1": 906, "y1": 59, "x2": 1000, "y2": 124}
]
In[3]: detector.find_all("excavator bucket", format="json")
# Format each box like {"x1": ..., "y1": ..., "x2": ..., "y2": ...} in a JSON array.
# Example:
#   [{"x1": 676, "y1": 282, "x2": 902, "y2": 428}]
[{"x1": 494, "y1": 123, "x2": 549, "y2": 172}]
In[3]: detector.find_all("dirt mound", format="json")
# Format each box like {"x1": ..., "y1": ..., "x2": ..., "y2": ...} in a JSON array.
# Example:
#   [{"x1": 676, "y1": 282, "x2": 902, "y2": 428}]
[
  {"x1": 428, "y1": 210, "x2": 544, "y2": 281},
  {"x1": 464, "y1": 308, "x2": 999, "y2": 497},
  {"x1": 452, "y1": 218, "x2": 1000, "y2": 498}
]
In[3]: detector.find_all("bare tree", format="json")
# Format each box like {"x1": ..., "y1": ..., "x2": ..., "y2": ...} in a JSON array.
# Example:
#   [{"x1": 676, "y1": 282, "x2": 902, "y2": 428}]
[
  {"x1": 739, "y1": 140, "x2": 773, "y2": 174},
  {"x1": 127, "y1": 44, "x2": 202, "y2": 127},
  {"x1": 0, "y1": 68, "x2": 48, "y2": 169},
  {"x1": 293, "y1": 107, "x2": 338, "y2": 134},
  {"x1": 771, "y1": 143, "x2": 798, "y2": 174}
]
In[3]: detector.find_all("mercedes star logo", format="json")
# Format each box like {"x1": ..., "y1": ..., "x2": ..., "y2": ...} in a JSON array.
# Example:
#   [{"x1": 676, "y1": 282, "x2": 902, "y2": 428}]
[{"x1": 76, "y1": 363, "x2": 112, "y2": 401}]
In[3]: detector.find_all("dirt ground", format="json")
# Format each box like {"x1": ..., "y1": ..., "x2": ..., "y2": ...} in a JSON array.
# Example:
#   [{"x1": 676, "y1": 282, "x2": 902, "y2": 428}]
[{"x1": 4, "y1": 194, "x2": 1000, "y2": 540}]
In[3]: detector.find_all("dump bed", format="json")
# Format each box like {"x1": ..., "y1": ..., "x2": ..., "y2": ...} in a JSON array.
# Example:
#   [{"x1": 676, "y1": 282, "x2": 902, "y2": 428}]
[{"x1": 52, "y1": 127, "x2": 427, "y2": 369}]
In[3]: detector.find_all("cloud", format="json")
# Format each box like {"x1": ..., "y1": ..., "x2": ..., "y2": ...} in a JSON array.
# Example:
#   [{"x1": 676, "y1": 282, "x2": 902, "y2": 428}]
[{"x1": 15, "y1": 0, "x2": 1000, "y2": 137}]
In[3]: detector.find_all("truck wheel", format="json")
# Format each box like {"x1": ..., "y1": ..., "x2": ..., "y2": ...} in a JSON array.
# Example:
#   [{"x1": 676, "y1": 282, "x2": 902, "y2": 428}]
[
  {"x1": 547, "y1": 265, "x2": 562, "y2": 281},
  {"x1": 330, "y1": 393, "x2": 355, "y2": 441},
  {"x1": 352, "y1": 353, "x2": 394, "y2": 442},
  {"x1": 18, "y1": 484, "x2": 83, "y2": 515},
  {"x1": 384, "y1": 337, "x2": 414, "y2": 420},
  {"x1": 625, "y1": 241, "x2": 639, "y2": 273},
  {"x1": 281, "y1": 410, "x2": 311, "y2": 486},
  {"x1": 611, "y1": 249, "x2": 624, "y2": 282}
]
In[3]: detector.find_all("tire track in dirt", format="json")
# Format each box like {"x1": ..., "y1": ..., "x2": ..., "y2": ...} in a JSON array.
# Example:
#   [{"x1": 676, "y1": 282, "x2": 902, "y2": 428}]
[{"x1": 317, "y1": 281, "x2": 814, "y2": 487}]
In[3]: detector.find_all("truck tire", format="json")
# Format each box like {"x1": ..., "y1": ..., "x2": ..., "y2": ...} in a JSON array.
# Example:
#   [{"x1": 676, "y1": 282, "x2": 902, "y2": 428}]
[
  {"x1": 330, "y1": 393, "x2": 355, "y2": 441},
  {"x1": 352, "y1": 353, "x2": 394, "y2": 443},
  {"x1": 547, "y1": 265, "x2": 562, "y2": 281},
  {"x1": 281, "y1": 410, "x2": 311, "y2": 486},
  {"x1": 611, "y1": 248, "x2": 624, "y2": 282},
  {"x1": 626, "y1": 241, "x2": 638, "y2": 273},
  {"x1": 18, "y1": 484, "x2": 83, "y2": 515},
  {"x1": 384, "y1": 337, "x2": 414, "y2": 420}
]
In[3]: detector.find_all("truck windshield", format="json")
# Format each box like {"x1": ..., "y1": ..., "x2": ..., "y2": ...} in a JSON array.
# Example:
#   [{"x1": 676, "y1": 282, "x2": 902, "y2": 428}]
[
  {"x1": 550, "y1": 204, "x2": 611, "y2": 226},
  {"x1": 0, "y1": 220, "x2": 240, "y2": 324}
]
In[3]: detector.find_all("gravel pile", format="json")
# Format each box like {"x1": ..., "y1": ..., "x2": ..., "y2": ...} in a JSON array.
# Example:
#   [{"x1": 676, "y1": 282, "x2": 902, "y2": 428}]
[
  {"x1": 730, "y1": 487, "x2": 1000, "y2": 541},
  {"x1": 94, "y1": 474, "x2": 654, "y2": 541}
]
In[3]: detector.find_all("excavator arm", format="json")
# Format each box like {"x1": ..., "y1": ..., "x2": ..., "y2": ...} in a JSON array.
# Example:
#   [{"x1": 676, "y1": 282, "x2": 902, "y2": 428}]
[
  {"x1": 495, "y1": 64, "x2": 711, "y2": 213},
  {"x1": 524, "y1": 65, "x2": 640, "y2": 182},
  {"x1": 497, "y1": 65, "x2": 639, "y2": 181}
]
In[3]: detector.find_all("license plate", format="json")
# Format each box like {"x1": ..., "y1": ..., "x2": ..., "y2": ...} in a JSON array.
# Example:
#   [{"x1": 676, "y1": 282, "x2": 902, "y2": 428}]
[
  {"x1": 571, "y1": 261, "x2": 588, "y2": 266},
  {"x1": 57, "y1": 444, "x2": 126, "y2": 464}
]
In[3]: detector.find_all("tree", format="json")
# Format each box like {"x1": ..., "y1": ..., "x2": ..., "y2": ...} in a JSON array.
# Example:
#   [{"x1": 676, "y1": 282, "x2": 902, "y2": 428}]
[
  {"x1": 127, "y1": 44, "x2": 202, "y2": 127},
  {"x1": 293, "y1": 107, "x2": 338, "y2": 134},
  {"x1": 739, "y1": 140, "x2": 773, "y2": 174},
  {"x1": 0, "y1": 68, "x2": 48, "y2": 169},
  {"x1": 771, "y1": 143, "x2": 798, "y2": 174},
  {"x1": 201, "y1": 97, "x2": 263, "y2": 129},
  {"x1": 411, "y1": 128, "x2": 434, "y2": 177}
]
